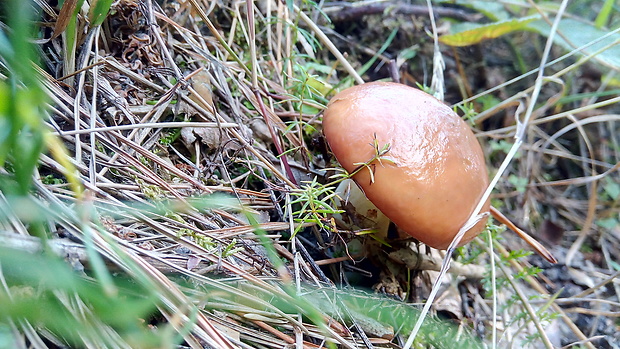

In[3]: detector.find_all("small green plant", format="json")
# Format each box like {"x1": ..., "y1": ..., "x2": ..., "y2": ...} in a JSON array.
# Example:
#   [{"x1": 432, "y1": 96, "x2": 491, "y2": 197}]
[
  {"x1": 282, "y1": 119, "x2": 318, "y2": 139},
  {"x1": 159, "y1": 129, "x2": 181, "y2": 146},
  {"x1": 508, "y1": 174, "x2": 529, "y2": 193},
  {"x1": 476, "y1": 94, "x2": 502, "y2": 113},
  {"x1": 458, "y1": 218, "x2": 504, "y2": 264},
  {"x1": 507, "y1": 293, "x2": 560, "y2": 347},
  {"x1": 455, "y1": 102, "x2": 478, "y2": 126},
  {"x1": 177, "y1": 228, "x2": 216, "y2": 250},
  {"x1": 602, "y1": 177, "x2": 620, "y2": 201},
  {"x1": 135, "y1": 177, "x2": 165, "y2": 201},
  {"x1": 222, "y1": 238, "x2": 243, "y2": 257},
  {"x1": 340, "y1": 136, "x2": 395, "y2": 185},
  {"x1": 41, "y1": 174, "x2": 65, "y2": 185},
  {"x1": 489, "y1": 139, "x2": 521, "y2": 158},
  {"x1": 288, "y1": 136, "x2": 394, "y2": 237},
  {"x1": 283, "y1": 62, "x2": 330, "y2": 114},
  {"x1": 288, "y1": 177, "x2": 343, "y2": 236},
  {"x1": 279, "y1": 119, "x2": 319, "y2": 160},
  {"x1": 415, "y1": 82, "x2": 435, "y2": 95},
  {"x1": 483, "y1": 248, "x2": 536, "y2": 297}
]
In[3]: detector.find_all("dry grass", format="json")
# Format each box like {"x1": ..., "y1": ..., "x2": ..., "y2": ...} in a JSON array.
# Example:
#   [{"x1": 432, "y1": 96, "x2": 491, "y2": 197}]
[{"x1": 1, "y1": 0, "x2": 619, "y2": 348}]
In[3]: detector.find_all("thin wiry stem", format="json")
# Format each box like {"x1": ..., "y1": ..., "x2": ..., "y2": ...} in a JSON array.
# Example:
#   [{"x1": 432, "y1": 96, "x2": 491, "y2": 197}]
[{"x1": 403, "y1": 0, "x2": 571, "y2": 347}]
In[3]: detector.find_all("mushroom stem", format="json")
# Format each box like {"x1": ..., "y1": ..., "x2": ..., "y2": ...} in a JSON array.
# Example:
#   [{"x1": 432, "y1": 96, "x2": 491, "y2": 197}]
[
  {"x1": 332, "y1": 180, "x2": 557, "y2": 264},
  {"x1": 332, "y1": 178, "x2": 391, "y2": 237},
  {"x1": 490, "y1": 206, "x2": 557, "y2": 264}
]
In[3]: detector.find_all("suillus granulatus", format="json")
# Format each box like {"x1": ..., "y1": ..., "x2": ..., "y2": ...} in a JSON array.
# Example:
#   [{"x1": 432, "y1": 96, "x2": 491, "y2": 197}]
[{"x1": 323, "y1": 81, "x2": 556, "y2": 263}]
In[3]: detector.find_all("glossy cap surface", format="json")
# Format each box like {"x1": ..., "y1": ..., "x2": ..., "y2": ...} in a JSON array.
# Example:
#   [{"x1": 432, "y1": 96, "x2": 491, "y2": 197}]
[{"x1": 323, "y1": 82, "x2": 490, "y2": 249}]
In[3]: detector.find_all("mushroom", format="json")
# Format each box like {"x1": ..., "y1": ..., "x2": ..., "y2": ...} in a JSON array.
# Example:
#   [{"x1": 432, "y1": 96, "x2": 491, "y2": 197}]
[{"x1": 323, "y1": 81, "x2": 556, "y2": 263}]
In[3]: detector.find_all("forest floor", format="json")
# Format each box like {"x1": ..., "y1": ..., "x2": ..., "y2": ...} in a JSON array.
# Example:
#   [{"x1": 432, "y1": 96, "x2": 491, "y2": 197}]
[{"x1": 1, "y1": 0, "x2": 620, "y2": 348}]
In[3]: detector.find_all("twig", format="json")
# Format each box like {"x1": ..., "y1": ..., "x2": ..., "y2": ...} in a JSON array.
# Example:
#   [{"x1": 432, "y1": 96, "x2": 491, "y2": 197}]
[
  {"x1": 324, "y1": 3, "x2": 480, "y2": 23},
  {"x1": 294, "y1": 5, "x2": 364, "y2": 85}
]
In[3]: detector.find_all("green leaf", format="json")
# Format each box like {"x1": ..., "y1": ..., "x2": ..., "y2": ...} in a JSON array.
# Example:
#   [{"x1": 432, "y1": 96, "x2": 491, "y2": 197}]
[
  {"x1": 439, "y1": 15, "x2": 539, "y2": 47},
  {"x1": 528, "y1": 18, "x2": 620, "y2": 70},
  {"x1": 13, "y1": 127, "x2": 44, "y2": 194},
  {"x1": 604, "y1": 179, "x2": 620, "y2": 200},
  {"x1": 596, "y1": 217, "x2": 618, "y2": 230},
  {"x1": 357, "y1": 27, "x2": 398, "y2": 76},
  {"x1": 89, "y1": 0, "x2": 114, "y2": 27},
  {"x1": 286, "y1": 0, "x2": 294, "y2": 14},
  {"x1": 52, "y1": 0, "x2": 80, "y2": 39},
  {"x1": 609, "y1": 259, "x2": 620, "y2": 271},
  {"x1": 508, "y1": 174, "x2": 528, "y2": 193},
  {"x1": 451, "y1": 0, "x2": 510, "y2": 21},
  {"x1": 594, "y1": 0, "x2": 615, "y2": 29},
  {"x1": 0, "y1": 247, "x2": 160, "y2": 347}
]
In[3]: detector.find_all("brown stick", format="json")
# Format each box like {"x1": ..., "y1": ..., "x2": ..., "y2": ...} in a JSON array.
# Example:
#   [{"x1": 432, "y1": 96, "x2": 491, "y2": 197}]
[
  {"x1": 490, "y1": 206, "x2": 557, "y2": 263},
  {"x1": 325, "y1": 3, "x2": 480, "y2": 23}
]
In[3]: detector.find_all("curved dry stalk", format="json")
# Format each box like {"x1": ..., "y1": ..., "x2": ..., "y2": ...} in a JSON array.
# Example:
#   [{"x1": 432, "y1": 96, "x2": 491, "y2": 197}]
[{"x1": 490, "y1": 207, "x2": 557, "y2": 263}]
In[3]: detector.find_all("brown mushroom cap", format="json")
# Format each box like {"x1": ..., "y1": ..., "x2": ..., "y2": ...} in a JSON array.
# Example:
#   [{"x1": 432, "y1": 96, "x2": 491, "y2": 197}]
[{"x1": 323, "y1": 82, "x2": 490, "y2": 249}]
